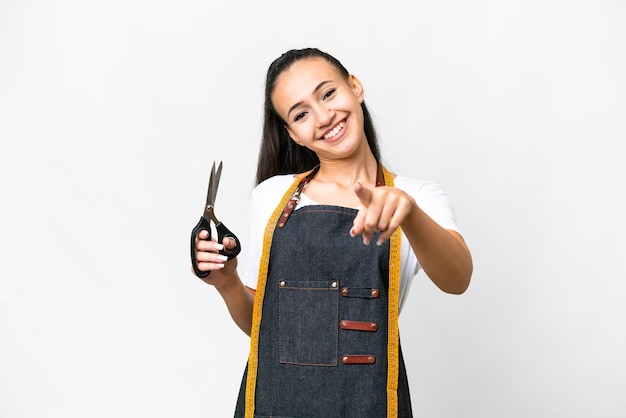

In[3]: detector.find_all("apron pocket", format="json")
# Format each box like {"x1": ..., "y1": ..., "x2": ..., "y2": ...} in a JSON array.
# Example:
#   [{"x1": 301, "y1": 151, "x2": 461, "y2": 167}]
[{"x1": 278, "y1": 280, "x2": 339, "y2": 366}]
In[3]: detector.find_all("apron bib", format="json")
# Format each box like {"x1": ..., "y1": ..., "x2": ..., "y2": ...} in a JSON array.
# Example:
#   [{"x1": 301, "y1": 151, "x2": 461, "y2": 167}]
[{"x1": 236, "y1": 167, "x2": 412, "y2": 417}]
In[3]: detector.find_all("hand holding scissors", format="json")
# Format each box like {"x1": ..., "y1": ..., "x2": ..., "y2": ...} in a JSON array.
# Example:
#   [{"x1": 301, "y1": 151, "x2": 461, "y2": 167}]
[{"x1": 190, "y1": 161, "x2": 241, "y2": 278}]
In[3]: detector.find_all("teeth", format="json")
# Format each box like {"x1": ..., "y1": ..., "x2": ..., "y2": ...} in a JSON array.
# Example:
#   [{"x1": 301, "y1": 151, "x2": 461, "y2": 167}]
[{"x1": 324, "y1": 122, "x2": 344, "y2": 140}]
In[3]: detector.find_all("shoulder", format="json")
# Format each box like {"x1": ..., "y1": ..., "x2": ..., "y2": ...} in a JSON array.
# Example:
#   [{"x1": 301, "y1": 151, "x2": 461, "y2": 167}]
[
  {"x1": 250, "y1": 174, "x2": 298, "y2": 209},
  {"x1": 253, "y1": 174, "x2": 297, "y2": 195},
  {"x1": 393, "y1": 176, "x2": 448, "y2": 202},
  {"x1": 393, "y1": 175, "x2": 460, "y2": 232}
]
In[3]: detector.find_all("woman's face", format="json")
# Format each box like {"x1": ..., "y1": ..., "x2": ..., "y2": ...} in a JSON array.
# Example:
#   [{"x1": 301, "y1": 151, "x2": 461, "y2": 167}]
[{"x1": 271, "y1": 57, "x2": 367, "y2": 161}]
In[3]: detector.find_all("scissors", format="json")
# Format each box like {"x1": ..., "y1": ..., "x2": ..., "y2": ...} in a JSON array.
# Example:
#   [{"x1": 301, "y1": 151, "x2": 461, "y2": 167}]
[{"x1": 190, "y1": 161, "x2": 241, "y2": 278}]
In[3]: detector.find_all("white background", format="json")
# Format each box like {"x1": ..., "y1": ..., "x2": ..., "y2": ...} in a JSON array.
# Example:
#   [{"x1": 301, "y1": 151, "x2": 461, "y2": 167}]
[{"x1": 1, "y1": 1, "x2": 625, "y2": 417}]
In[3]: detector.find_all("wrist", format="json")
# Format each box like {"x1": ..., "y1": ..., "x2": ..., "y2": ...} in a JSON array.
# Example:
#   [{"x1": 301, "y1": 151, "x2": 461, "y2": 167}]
[{"x1": 214, "y1": 271, "x2": 241, "y2": 293}]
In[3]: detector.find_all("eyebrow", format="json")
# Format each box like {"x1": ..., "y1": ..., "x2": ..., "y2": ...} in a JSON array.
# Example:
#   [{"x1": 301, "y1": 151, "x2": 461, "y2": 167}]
[{"x1": 287, "y1": 80, "x2": 333, "y2": 119}]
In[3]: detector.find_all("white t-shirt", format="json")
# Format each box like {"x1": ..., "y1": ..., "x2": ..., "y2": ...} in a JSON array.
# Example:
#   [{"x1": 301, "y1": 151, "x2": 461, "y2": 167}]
[{"x1": 241, "y1": 174, "x2": 461, "y2": 311}]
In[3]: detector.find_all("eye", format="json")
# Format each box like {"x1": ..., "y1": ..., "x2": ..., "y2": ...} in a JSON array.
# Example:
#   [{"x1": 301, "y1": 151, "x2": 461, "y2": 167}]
[
  {"x1": 322, "y1": 88, "x2": 336, "y2": 100},
  {"x1": 293, "y1": 111, "x2": 307, "y2": 122}
]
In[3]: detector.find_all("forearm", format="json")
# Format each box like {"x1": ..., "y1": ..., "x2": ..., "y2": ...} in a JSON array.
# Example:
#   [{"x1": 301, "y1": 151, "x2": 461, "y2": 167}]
[
  {"x1": 402, "y1": 203, "x2": 473, "y2": 294},
  {"x1": 214, "y1": 272, "x2": 255, "y2": 336}
]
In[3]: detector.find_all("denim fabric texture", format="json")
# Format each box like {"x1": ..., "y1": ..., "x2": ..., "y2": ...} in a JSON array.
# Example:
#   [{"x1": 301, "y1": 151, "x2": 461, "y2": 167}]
[{"x1": 235, "y1": 206, "x2": 412, "y2": 417}]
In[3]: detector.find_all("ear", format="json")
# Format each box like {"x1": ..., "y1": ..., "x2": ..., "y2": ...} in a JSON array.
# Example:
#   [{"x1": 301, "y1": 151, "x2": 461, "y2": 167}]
[
  {"x1": 348, "y1": 74, "x2": 365, "y2": 104},
  {"x1": 284, "y1": 125, "x2": 302, "y2": 146}
]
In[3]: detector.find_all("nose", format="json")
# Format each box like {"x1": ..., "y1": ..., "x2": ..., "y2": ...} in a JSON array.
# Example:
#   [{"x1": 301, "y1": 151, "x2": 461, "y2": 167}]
[{"x1": 314, "y1": 104, "x2": 333, "y2": 127}]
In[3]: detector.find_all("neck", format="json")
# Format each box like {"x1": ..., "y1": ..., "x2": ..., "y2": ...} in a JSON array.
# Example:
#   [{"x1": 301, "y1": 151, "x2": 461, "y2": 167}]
[{"x1": 315, "y1": 155, "x2": 380, "y2": 188}]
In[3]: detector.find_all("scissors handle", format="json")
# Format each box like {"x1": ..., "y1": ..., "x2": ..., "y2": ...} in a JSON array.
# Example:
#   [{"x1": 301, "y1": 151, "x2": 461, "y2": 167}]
[{"x1": 190, "y1": 216, "x2": 242, "y2": 278}]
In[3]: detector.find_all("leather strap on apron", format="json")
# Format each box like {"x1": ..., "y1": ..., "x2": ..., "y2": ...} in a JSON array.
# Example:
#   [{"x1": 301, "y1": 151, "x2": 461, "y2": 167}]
[{"x1": 244, "y1": 165, "x2": 402, "y2": 418}]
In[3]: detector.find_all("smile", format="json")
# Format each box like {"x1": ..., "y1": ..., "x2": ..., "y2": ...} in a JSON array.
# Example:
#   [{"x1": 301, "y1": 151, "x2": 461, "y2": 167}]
[{"x1": 323, "y1": 121, "x2": 345, "y2": 140}]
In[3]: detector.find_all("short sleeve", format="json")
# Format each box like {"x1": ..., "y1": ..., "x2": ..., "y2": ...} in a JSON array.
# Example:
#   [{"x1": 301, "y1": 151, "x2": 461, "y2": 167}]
[
  {"x1": 240, "y1": 175, "x2": 296, "y2": 290},
  {"x1": 393, "y1": 176, "x2": 461, "y2": 309}
]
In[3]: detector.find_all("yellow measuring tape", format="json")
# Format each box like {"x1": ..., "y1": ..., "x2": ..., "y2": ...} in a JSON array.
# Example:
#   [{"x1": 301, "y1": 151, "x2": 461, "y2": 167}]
[
  {"x1": 384, "y1": 166, "x2": 401, "y2": 418},
  {"x1": 244, "y1": 167, "x2": 401, "y2": 418}
]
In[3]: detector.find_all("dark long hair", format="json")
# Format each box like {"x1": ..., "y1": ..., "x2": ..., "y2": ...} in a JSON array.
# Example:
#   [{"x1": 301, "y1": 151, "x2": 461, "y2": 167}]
[{"x1": 255, "y1": 48, "x2": 381, "y2": 185}]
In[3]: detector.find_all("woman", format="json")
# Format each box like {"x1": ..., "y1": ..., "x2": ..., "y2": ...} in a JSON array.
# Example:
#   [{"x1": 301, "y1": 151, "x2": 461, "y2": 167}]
[{"x1": 193, "y1": 48, "x2": 473, "y2": 417}]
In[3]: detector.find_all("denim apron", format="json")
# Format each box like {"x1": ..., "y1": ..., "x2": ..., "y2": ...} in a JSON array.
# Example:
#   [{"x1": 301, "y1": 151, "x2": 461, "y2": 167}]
[{"x1": 235, "y1": 167, "x2": 412, "y2": 418}]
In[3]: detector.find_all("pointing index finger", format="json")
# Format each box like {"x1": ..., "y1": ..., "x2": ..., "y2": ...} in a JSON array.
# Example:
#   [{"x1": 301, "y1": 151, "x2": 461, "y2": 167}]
[{"x1": 354, "y1": 181, "x2": 373, "y2": 207}]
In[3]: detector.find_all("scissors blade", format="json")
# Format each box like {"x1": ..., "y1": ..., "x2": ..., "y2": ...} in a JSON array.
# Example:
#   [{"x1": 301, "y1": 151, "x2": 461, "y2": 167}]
[
  {"x1": 204, "y1": 161, "x2": 222, "y2": 218},
  {"x1": 209, "y1": 161, "x2": 223, "y2": 205}
]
